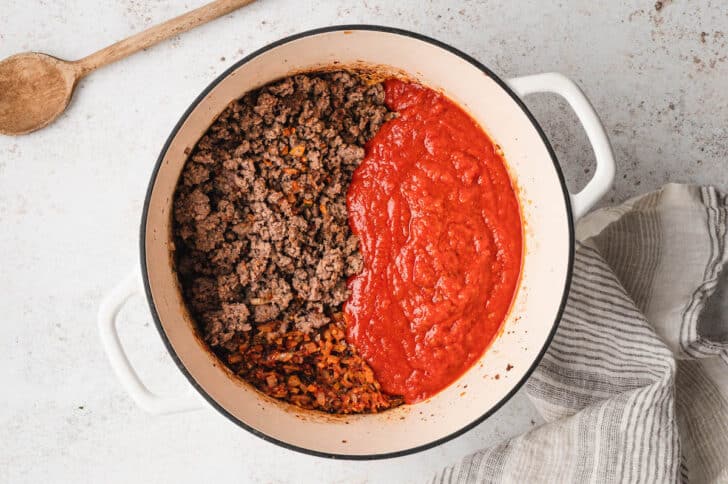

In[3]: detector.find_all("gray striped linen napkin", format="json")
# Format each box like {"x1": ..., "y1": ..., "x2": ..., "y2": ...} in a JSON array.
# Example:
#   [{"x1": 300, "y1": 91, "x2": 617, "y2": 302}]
[{"x1": 435, "y1": 184, "x2": 728, "y2": 483}]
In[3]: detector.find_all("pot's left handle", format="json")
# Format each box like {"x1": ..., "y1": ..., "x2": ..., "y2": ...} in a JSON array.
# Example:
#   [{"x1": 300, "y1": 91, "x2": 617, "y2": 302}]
[
  {"x1": 506, "y1": 72, "x2": 616, "y2": 219},
  {"x1": 98, "y1": 270, "x2": 205, "y2": 415}
]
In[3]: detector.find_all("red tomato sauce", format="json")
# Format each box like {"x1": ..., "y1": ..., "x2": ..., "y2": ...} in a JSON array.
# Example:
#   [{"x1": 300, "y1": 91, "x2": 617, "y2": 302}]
[{"x1": 344, "y1": 79, "x2": 523, "y2": 403}]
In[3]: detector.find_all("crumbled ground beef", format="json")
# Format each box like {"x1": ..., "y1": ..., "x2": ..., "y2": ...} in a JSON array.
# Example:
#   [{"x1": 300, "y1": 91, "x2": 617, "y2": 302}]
[{"x1": 172, "y1": 71, "x2": 402, "y2": 413}]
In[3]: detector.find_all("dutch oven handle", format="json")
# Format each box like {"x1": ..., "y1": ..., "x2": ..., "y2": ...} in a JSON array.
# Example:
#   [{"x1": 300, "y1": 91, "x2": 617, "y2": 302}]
[
  {"x1": 506, "y1": 72, "x2": 616, "y2": 220},
  {"x1": 98, "y1": 270, "x2": 205, "y2": 414}
]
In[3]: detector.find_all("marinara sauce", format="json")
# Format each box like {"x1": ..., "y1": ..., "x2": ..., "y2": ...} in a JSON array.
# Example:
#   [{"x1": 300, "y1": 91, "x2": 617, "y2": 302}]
[{"x1": 345, "y1": 79, "x2": 522, "y2": 403}]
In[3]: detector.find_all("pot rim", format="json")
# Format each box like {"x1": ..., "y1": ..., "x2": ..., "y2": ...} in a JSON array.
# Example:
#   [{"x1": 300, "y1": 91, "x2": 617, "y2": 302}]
[{"x1": 139, "y1": 24, "x2": 575, "y2": 460}]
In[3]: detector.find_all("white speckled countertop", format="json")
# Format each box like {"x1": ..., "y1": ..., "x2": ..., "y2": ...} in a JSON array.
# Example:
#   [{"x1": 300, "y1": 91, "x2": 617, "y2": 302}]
[{"x1": 1, "y1": 1, "x2": 726, "y2": 482}]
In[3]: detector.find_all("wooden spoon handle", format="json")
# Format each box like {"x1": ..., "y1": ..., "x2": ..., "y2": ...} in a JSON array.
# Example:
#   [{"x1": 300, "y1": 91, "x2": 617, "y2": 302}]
[{"x1": 73, "y1": 0, "x2": 256, "y2": 76}]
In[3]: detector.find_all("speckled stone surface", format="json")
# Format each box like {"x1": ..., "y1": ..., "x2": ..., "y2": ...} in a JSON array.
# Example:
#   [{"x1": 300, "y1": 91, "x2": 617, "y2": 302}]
[{"x1": 1, "y1": 1, "x2": 726, "y2": 482}]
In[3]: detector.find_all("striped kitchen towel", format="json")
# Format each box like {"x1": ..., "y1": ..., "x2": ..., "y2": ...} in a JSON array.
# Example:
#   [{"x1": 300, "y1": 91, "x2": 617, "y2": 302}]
[{"x1": 435, "y1": 184, "x2": 728, "y2": 483}]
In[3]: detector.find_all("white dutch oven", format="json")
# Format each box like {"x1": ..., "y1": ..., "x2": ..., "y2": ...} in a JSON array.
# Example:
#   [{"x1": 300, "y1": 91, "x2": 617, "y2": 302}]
[{"x1": 98, "y1": 26, "x2": 615, "y2": 459}]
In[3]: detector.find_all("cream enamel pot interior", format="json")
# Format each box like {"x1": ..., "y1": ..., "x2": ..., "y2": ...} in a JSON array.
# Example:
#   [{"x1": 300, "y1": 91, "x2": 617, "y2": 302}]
[{"x1": 98, "y1": 26, "x2": 615, "y2": 459}]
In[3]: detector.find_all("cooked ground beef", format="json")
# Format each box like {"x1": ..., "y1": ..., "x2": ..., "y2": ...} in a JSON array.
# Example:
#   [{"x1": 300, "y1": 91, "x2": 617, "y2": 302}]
[{"x1": 172, "y1": 71, "x2": 402, "y2": 413}]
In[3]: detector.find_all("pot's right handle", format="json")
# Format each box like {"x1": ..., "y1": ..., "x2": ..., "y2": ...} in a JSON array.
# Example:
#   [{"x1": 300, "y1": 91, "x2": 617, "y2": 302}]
[
  {"x1": 506, "y1": 72, "x2": 616, "y2": 220},
  {"x1": 98, "y1": 270, "x2": 205, "y2": 415}
]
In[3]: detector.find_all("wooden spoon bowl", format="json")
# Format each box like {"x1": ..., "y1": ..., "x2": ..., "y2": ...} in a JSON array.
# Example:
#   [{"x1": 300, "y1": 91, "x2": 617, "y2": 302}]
[{"x1": 0, "y1": 53, "x2": 81, "y2": 135}]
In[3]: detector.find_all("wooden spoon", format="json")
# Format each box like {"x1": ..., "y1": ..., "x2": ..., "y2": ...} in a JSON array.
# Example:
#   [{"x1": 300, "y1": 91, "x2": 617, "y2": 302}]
[{"x1": 0, "y1": 0, "x2": 256, "y2": 136}]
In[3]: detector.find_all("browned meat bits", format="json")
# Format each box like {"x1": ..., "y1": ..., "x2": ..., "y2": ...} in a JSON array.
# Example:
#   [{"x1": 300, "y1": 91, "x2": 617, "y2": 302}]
[{"x1": 172, "y1": 71, "x2": 403, "y2": 413}]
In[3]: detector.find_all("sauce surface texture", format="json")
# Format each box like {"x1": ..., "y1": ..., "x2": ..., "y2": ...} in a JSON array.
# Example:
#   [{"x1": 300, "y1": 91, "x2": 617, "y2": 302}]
[{"x1": 345, "y1": 79, "x2": 522, "y2": 403}]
